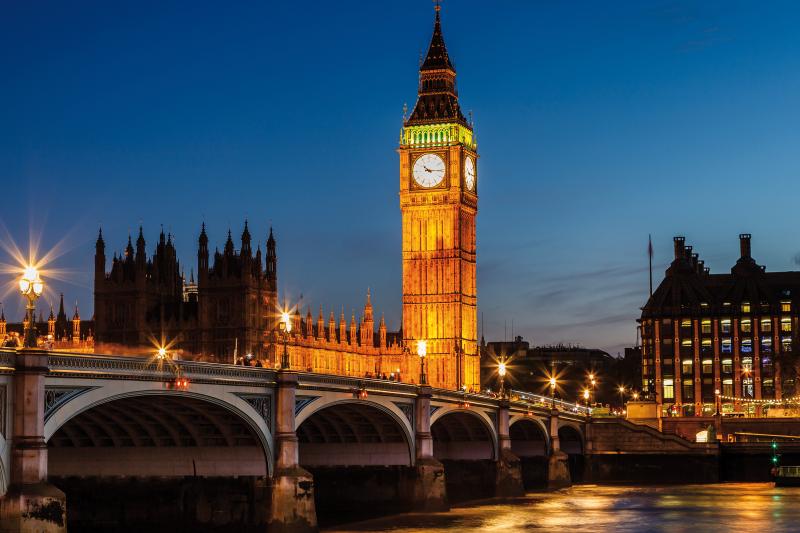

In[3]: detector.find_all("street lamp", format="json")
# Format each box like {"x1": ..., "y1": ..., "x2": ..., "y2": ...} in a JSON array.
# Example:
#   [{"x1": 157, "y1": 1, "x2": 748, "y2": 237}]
[
  {"x1": 156, "y1": 347, "x2": 168, "y2": 360},
  {"x1": 549, "y1": 376, "x2": 557, "y2": 409},
  {"x1": 715, "y1": 388, "x2": 721, "y2": 416},
  {"x1": 279, "y1": 310, "x2": 292, "y2": 369},
  {"x1": 417, "y1": 340, "x2": 427, "y2": 385},
  {"x1": 618, "y1": 385, "x2": 626, "y2": 412},
  {"x1": 589, "y1": 372, "x2": 597, "y2": 405},
  {"x1": 582, "y1": 388, "x2": 590, "y2": 408},
  {"x1": 19, "y1": 266, "x2": 44, "y2": 348},
  {"x1": 632, "y1": 391, "x2": 639, "y2": 401},
  {"x1": 498, "y1": 359, "x2": 507, "y2": 398}
]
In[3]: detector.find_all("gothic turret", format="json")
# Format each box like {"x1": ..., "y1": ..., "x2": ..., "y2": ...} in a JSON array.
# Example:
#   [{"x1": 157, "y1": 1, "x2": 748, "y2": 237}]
[
  {"x1": 317, "y1": 306, "x2": 325, "y2": 341},
  {"x1": 198, "y1": 222, "x2": 209, "y2": 281},
  {"x1": 266, "y1": 227, "x2": 277, "y2": 291},
  {"x1": 136, "y1": 226, "x2": 147, "y2": 270},
  {"x1": 379, "y1": 314, "x2": 387, "y2": 348},
  {"x1": 72, "y1": 304, "x2": 81, "y2": 344},
  {"x1": 95, "y1": 228, "x2": 105, "y2": 284},
  {"x1": 361, "y1": 289, "x2": 375, "y2": 346},
  {"x1": 56, "y1": 293, "x2": 68, "y2": 339},
  {"x1": 48, "y1": 306, "x2": 55, "y2": 338}
]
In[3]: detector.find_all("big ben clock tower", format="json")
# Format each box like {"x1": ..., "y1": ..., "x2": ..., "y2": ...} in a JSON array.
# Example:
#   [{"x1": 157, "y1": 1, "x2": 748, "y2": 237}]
[{"x1": 400, "y1": 5, "x2": 479, "y2": 391}]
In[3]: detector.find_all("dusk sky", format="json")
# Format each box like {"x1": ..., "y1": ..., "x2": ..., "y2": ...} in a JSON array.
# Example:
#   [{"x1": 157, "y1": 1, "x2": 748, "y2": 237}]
[{"x1": 3, "y1": 0, "x2": 800, "y2": 356}]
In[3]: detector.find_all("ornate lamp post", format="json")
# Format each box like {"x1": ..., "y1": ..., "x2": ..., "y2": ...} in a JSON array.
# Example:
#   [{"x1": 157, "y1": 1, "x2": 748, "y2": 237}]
[
  {"x1": 498, "y1": 359, "x2": 507, "y2": 399},
  {"x1": 279, "y1": 311, "x2": 292, "y2": 370},
  {"x1": 588, "y1": 372, "x2": 596, "y2": 405},
  {"x1": 549, "y1": 376, "x2": 557, "y2": 409},
  {"x1": 618, "y1": 385, "x2": 626, "y2": 413},
  {"x1": 582, "y1": 388, "x2": 590, "y2": 408},
  {"x1": 417, "y1": 339, "x2": 427, "y2": 385},
  {"x1": 714, "y1": 388, "x2": 721, "y2": 416},
  {"x1": 19, "y1": 266, "x2": 44, "y2": 348}
]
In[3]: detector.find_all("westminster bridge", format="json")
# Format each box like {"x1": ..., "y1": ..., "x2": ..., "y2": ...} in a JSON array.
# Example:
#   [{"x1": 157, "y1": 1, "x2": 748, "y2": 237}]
[{"x1": 0, "y1": 348, "x2": 590, "y2": 532}]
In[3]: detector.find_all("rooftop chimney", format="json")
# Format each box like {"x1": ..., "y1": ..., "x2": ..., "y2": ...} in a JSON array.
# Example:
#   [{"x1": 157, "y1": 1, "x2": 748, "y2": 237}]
[
  {"x1": 739, "y1": 233, "x2": 751, "y2": 259},
  {"x1": 685, "y1": 245, "x2": 693, "y2": 261},
  {"x1": 673, "y1": 236, "x2": 685, "y2": 260}
]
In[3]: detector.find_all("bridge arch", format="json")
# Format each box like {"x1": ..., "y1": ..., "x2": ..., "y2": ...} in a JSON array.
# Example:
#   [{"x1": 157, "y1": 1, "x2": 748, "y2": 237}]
[
  {"x1": 430, "y1": 407, "x2": 497, "y2": 461},
  {"x1": 557, "y1": 422, "x2": 584, "y2": 455},
  {"x1": 43, "y1": 381, "x2": 274, "y2": 475},
  {"x1": 296, "y1": 399, "x2": 414, "y2": 466},
  {"x1": 509, "y1": 416, "x2": 550, "y2": 456}
]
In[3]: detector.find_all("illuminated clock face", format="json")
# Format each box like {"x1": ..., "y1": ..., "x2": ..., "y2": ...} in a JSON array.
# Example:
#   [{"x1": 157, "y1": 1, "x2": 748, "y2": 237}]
[
  {"x1": 412, "y1": 153, "x2": 446, "y2": 188},
  {"x1": 464, "y1": 156, "x2": 476, "y2": 191}
]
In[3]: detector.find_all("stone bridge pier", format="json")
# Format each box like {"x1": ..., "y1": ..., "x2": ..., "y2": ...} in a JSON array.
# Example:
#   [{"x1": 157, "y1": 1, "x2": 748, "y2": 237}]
[{"x1": 0, "y1": 349, "x2": 66, "y2": 533}]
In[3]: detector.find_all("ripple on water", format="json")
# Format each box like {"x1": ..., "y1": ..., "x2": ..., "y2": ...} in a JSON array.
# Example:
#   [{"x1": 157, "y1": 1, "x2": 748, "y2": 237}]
[{"x1": 325, "y1": 483, "x2": 800, "y2": 533}]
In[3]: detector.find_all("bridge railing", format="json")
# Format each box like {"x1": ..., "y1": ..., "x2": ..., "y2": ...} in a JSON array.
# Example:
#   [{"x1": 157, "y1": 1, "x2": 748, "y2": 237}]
[{"x1": 510, "y1": 389, "x2": 592, "y2": 417}]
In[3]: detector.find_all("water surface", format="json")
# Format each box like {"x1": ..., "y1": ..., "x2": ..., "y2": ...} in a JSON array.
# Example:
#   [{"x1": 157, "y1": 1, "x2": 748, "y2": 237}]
[{"x1": 327, "y1": 483, "x2": 798, "y2": 532}]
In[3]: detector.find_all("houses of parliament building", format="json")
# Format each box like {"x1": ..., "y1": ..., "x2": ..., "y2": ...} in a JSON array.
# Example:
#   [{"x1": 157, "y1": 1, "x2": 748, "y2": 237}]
[{"x1": 93, "y1": 5, "x2": 481, "y2": 391}]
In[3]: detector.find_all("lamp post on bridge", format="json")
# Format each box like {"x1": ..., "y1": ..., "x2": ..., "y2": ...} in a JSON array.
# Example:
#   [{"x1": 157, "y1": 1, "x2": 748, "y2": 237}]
[
  {"x1": 549, "y1": 376, "x2": 557, "y2": 409},
  {"x1": 498, "y1": 358, "x2": 507, "y2": 399},
  {"x1": 19, "y1": 266, "x2": 44, "y2": 348},
  {"x1": 279, "y1": 310, "x2": 292, "y2": 370}
]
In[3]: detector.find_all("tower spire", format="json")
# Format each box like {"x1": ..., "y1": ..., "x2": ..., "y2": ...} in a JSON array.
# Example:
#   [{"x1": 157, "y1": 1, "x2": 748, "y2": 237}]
[{"x1": 405, "y1": 2, "x2": 467, "y2": 127}]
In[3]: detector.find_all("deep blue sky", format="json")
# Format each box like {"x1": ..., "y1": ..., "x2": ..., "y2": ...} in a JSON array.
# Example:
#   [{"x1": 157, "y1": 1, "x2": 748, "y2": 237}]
[{"x1": 2, "y1": 1, "x2": 800, "y2": 356}]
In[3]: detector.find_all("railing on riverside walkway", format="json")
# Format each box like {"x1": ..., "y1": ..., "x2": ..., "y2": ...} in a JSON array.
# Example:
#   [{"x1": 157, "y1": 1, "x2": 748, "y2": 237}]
[{"x1": 510, "y1": 389, "x2": 592, "y2": 417}]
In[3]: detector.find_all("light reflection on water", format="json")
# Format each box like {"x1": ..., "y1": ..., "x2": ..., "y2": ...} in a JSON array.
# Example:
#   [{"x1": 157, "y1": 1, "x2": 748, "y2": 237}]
[{"x1": 327, "y1": 483, "x2": 800, "y2": 532}]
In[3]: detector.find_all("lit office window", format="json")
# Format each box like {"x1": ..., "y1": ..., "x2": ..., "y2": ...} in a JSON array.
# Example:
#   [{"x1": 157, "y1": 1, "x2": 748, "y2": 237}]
[
  {"x1": 702, "y1": 359, "x2": 713, "y2": 374},
  {"x1": 742, "y1": 357, "x2": 753, "y2": 372},
  {"x1": 761, "y1": 319, "x2": 772, "y2": 332},
  {"x1": 761, "y1": 337, "x2": 773, "y2": 353},
  {"x1": 722, "y1": 358, "x2": 733, "y2": 373},
  {"x1": 781, "y1": 318, "x2": 792, "y2": 333},
  {"x1": 663, "y1": 379, "x2": 674, "y2": 399},
  {"x1": 682, "y1": 360, "x2": 693, "y2": 374},
  {"x1": 741, "y1": 302, "x2": 751, "y2": 313},
  {"x1": 721, "y1": 319, "x2": 732, "y2": 334},
  {"x1": 701, "y1": 320, "x2": 712, "y2": 334},
  {"x1": 781, "y1": 301, "x2": 792, "y2": 313},
  {"x1": 722, "y1": 338, "x2": 732, "y2": 354},
  {"x1": 743, "y1": 377, "x2": 754, "y2": 398},
  {"x1": 741, "y1": 338, "x2": 752, "y2": 353},
  {"x1": 722, "y1": 379, "x2": 733, "y2": 397},
  {"x1": 741, "y1": 319, "x2": 752, "y2": 333}
]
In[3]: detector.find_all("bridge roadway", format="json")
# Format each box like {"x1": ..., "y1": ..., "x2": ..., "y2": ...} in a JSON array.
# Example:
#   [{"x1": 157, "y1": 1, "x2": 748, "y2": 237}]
[{"x1": 0, "y1": 348, "x2": 587, "y2": 532}]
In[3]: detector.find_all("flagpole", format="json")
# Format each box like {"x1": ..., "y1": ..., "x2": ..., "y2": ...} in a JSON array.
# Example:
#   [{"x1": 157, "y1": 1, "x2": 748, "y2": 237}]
[{"x1": 648, "y1": 234, "x2": 653, "y2": 298}]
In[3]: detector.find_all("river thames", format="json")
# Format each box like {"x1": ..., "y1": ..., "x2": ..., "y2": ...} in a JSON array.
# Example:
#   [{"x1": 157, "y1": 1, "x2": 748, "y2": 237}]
[{"x1": 327, "y1": 483, "x2": 799, "y2": 532}]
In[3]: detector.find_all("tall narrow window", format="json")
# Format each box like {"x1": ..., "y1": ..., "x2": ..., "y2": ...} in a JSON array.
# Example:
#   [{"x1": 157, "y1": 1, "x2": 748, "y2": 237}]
[
  {"x1": 682, "y1": 359, "x2": 693, "y2": 374},
  {"x1": 702, "y1": 359, "x2": 713, "y2": 374},
  {"x1": 722, "y1": 338, "x2": 732, "y2": 354},
  {"x1": 663, "y1": 379, "x2": 674, "y2": 400},
  {"x1": 721, "y1": 319, "x2": 732, "y2": 334},
  {"x1": 761, "y1": 319, "x2": 772, "y2": 333},
  {"x1": 722, "y1": 378, "x2": 733, "y2": 397},
  {"x1": 781, "y1": 318, "x2": 792, "y2": 332},
  {"x1": 781, "y1": 301, "x2": 792, "y2": 313},
  {"x1": 741, "y1": 319, "x2": 752, "y2": 333},
  {"x1": 741, "y1": 338, "x2": 752, "y2": 353},
  {"x1": 722, "y1": 359, "x2": 733, "y2": 373},
  {"x1": 741, "y1": 301, "x2": 751, "y2": 313},
  {"x1": 701, "y1": 320, "x2": 712, "y2": 335}
]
